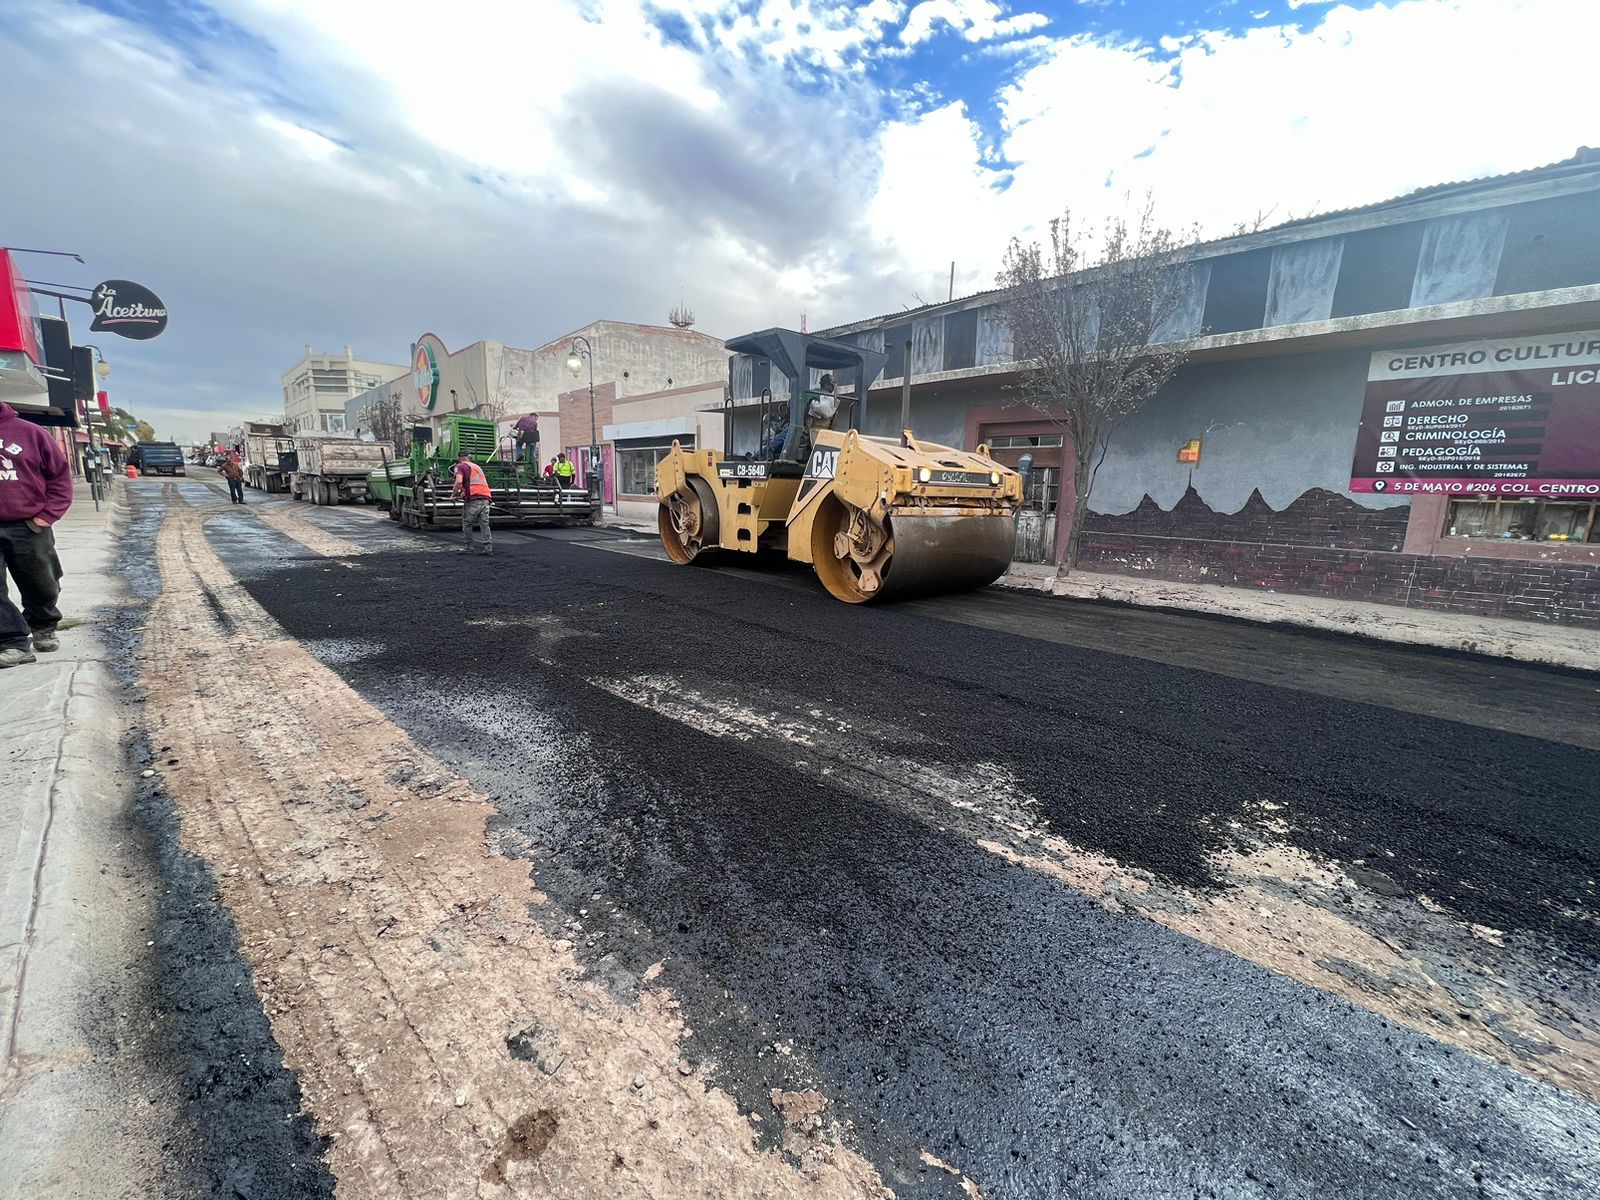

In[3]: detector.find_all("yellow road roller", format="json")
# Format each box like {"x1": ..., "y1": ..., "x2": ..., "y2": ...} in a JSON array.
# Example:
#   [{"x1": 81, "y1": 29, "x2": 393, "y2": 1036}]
[{"x1": 656, "y1": 328, "x2": 1023, "y2": 603}]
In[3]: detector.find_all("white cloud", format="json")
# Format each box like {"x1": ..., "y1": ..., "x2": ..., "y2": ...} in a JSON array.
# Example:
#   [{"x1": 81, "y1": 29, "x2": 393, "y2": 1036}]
[
  {"x1": 902, "y1": 1, "x2": 1050, "y2": 46},
  {"x1": 867, "y1": 0, "x2": 1600, "y2": 299}
]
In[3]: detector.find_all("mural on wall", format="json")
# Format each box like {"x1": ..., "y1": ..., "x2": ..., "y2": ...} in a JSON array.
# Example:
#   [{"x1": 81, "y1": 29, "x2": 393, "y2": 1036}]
[{"x1": 1082, "y1": 348, "x2": 1403, "y2": 516}]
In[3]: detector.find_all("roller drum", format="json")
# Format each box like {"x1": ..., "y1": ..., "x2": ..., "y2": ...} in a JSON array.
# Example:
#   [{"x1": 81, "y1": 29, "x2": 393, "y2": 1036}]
[
  {"x1": 875, "y1": 511, "x2": 1017, "y2": 600},
  {"x1": 813, "y1": 499, "x2": 1016, "y2": 603}
]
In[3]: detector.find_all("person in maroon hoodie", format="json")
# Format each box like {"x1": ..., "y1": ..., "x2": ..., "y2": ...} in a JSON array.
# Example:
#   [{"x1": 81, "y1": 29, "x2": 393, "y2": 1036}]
[{"x1": 0, "y1": 401, "x2": 74, "y2": 668}]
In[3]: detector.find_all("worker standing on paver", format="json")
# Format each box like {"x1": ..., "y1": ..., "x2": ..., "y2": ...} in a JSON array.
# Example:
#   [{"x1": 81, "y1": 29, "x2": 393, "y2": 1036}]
[
  {"x1": 0, "y1": 400, "x2": 73, "y2": 667},
  {"x1": 451, "y1": 449, "x2": 493, "y2": 556},
  {"x1": 217, "y1": 456, "x2": 246, "y2": 505},
  {"x1": 554, "y1": 452, "x2": 575, "y2": 489},
  {"x1": 514, "y1": 411, "x2": 540, "y2": 466}
]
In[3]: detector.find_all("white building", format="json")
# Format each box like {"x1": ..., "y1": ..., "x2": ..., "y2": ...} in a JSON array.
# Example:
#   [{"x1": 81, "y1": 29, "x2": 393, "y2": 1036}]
[{"x1": 282, "y1": 345, "x2": 407, "y2": 433}]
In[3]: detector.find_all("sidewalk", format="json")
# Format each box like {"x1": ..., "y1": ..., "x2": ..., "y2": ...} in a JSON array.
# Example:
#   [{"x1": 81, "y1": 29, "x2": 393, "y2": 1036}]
[
  {"x1": 0, "y1": 478, "x2": 181, "y2": 1198},
  {"x1": 998, "y1": 562, "x2": 1600, "y2": 673}
]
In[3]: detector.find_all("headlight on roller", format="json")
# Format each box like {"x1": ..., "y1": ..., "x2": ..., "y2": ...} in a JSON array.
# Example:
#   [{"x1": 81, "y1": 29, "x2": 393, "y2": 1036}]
[
  {"x1": 990, "y1": 471, "x2": 1002, "y2": 485},
  {"x1": 917, "y1": 467, "x2": 932, "y2": 482}
]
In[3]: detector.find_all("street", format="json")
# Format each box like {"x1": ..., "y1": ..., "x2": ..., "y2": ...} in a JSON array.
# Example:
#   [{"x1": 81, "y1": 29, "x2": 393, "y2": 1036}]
[{"x1": 20, "y1": 477, "x2": 1600, "y2": 1199}]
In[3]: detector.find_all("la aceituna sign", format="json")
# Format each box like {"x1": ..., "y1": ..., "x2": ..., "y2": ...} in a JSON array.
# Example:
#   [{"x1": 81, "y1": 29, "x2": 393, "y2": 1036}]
[
  {"x1": 1350, "y1": 330, "x2": 1600, "y2": 498},
  {"x1": 88, "y1": 279, "x2": 168, "y2": 340},
  {"x1": 413, "y1": 342, "x2": 439, "y2": 410}
]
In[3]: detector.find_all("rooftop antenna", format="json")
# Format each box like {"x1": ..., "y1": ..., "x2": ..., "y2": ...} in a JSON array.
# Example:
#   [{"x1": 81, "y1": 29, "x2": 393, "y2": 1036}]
[
  {"x1": 800, "y1": 310, "x2": 808, "y2": 333},
  {"x1": 668, "y1": 292, "x2": 695, "y2": 330}
]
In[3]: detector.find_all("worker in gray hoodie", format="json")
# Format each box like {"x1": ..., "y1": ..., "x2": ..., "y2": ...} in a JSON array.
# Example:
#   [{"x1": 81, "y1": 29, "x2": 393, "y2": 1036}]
[{"x1": 0, "y1": 401, "x2": 73, "y2": 667}]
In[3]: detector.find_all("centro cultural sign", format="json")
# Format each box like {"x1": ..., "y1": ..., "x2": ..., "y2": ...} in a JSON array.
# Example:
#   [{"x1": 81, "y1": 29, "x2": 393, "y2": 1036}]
[
  {"x1": 1349, "y1": 330, "x2": 1600, "y2": 498},
  {"x1": 413, "y1": 341, "x2": 439, "y2": 410}
]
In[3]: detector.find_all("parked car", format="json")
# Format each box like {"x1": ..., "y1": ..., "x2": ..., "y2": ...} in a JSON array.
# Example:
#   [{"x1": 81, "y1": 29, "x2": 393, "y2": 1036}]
[{"x1": 128, "y1": 442, "x2": 188, "y2": 476}]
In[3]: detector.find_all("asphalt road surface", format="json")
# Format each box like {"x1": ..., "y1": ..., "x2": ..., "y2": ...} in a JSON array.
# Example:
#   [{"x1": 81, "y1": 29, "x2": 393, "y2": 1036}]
[{"x1": 119, "y1": 483, "x2": 1600, "y2": 1198}]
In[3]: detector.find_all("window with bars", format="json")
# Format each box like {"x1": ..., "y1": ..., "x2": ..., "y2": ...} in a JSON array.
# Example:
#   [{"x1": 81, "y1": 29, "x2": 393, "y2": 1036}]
[{"x1": 1025, "y1": 466, "x2": 1059, "y2": 512}]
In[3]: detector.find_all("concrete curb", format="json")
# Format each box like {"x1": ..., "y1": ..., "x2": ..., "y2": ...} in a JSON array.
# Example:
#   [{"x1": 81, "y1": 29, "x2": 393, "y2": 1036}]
[{"x1": 996, "y1": 564, "x2": 1600, "y2": 674}]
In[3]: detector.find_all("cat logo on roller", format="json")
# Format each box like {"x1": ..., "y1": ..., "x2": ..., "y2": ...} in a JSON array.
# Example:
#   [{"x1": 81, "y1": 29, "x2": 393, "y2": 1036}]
[
  {"x1": 805, "y1": 447, "x2": 839, "y2": 480},
  {"x1": 654, "y1": 327, "x2": 1023, "y2": 604}
]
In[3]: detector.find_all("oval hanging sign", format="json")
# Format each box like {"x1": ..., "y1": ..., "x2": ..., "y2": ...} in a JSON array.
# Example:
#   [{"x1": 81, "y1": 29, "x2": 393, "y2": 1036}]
[
  {"x1": 88, "y1": 279, "x2": 168, "y2": 340},
  {"x1": 413, "y1": 342, "x2": 439, "y2": 410}
]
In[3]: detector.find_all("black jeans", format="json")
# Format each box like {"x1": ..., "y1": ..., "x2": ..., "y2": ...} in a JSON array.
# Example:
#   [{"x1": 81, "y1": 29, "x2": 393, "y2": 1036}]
[
  {"x1": 0, "y1": 521, "x2": 63, "y2": 651},
  {"x1": 228, "y1": 478, "x2": 245, "y2": 503}
]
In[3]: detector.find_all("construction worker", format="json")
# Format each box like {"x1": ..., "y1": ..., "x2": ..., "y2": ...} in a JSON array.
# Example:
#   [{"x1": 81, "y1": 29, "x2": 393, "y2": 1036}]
[
  {"x1": 514, "y1": 411, "x2": 540, "y2": 465},
  {"x1": 217, "y1": 456, "x2": 246, "y2": 504},
  {"x1": 554, "y1": 452, "x2": 575, "y2": 489},
  {"x1": 451, "y1": 450, "x2": 494, "y2": 556}
]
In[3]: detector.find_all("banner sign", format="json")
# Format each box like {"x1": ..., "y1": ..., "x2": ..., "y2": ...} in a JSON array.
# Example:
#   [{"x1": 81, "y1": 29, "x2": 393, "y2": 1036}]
[
  {"x1": 1350, "y1": 331, "x2": 1600, "y2": 498},
  {"x1": 88, "y1": 279, "x2": 168, "y2": 340}
]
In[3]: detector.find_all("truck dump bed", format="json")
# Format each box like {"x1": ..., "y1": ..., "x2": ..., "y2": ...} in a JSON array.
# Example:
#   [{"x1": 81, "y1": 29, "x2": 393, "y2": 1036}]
[{"x1": 293, "y1": 436, "x2": 393, "y2": 477}]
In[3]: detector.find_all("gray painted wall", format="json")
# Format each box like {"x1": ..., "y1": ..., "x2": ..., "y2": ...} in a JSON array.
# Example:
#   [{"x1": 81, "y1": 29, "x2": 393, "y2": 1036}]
[
  {"x1": 1083, "y1": 349, "x2": 1405, "y2": 514},
  {"x1": 850, "y1": 350, "x2": 1404, "y2": 517}
]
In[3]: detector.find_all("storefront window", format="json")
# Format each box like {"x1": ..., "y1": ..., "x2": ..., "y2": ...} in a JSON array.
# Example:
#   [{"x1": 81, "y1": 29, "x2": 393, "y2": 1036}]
[
  {"x1": 1445, "y1": 498, "x2": 1599, "y2": 543},
  {"x1": 616, "y1": 438, "x2": 693, "y2": 496}
]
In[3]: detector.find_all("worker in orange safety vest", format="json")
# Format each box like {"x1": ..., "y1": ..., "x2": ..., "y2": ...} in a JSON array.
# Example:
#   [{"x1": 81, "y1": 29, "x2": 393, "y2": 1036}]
[{"x1": 451, "y1": 450, "x2": 494, "y2": 556}]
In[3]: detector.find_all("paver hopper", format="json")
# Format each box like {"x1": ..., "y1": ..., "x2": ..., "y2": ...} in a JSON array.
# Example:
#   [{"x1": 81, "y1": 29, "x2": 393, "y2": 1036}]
[{"x1": 655, "y1": 328, "x2": 1022, "y2": 603}]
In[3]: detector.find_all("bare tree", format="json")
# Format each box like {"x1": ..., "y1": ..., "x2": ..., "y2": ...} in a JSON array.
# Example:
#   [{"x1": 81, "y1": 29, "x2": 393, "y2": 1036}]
[
  {"x1": 363, "y1": 389, "x2": 409, "y2": 457},
  {"x1": 994, "y1": 199, "x2": 1195, "y2": 570}
]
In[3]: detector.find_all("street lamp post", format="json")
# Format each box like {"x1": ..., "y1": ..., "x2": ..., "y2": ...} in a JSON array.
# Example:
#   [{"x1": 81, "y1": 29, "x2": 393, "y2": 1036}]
[
  {"x1": 82, "y1": 346, "x2": 113, "y2": 512},
  {"x1": 565, "y1": 336, "x2": 600, "y2": 502}
]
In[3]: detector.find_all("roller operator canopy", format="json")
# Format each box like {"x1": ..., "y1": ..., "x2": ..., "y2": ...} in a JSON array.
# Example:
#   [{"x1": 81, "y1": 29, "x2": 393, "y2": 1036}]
[{"x1": 724, "y1": 328, "x2": 888, "y2": 395}]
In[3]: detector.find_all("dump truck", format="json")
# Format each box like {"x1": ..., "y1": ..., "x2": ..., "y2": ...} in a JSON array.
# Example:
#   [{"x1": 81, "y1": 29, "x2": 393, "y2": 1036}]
[
  {"x1": 284, "y1": 434, "x2": 391, "y2": 505},
  {"x1": 656, "y1": 328, "x2": 1022, "y2": 603},
  {"x1": 243, "y1": 420, "x2": 294, "y2": 493},
  {"x1": 369, "y1": 413, "x2": 597, "y2": 528}
]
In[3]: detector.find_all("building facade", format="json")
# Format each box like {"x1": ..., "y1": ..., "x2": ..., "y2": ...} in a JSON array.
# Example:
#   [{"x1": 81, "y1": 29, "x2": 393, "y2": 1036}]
[
  {"x1": 281, "y1": 345, "x2": 407, "y2": 433},
  {"x1": 723, "y1": 149, "x2": 1600, "y2": 626},
  {"x1": 595, "y1": 381, "x2": 727, "y2": 523}
]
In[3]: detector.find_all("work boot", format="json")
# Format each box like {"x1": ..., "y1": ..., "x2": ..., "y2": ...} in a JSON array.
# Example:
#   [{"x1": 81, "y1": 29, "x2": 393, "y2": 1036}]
[
  {"x1": 0, "y1": 647, "x2": 37, "y2": 668},
  {"x1": 31, "y1": 630, "x2": 60, "y2": 652}
]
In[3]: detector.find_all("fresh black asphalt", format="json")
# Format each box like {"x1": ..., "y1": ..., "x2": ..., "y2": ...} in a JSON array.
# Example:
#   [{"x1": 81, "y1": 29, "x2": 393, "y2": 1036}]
[{"x1": 176, "y1": 490, "x2": 1600, "y2": 1197}]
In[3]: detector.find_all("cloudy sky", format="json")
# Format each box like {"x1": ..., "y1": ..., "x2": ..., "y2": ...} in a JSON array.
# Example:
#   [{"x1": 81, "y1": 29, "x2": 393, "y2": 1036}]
[{"x1": 3, "y1": 0, "x2": 1596, "y2": 441}]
